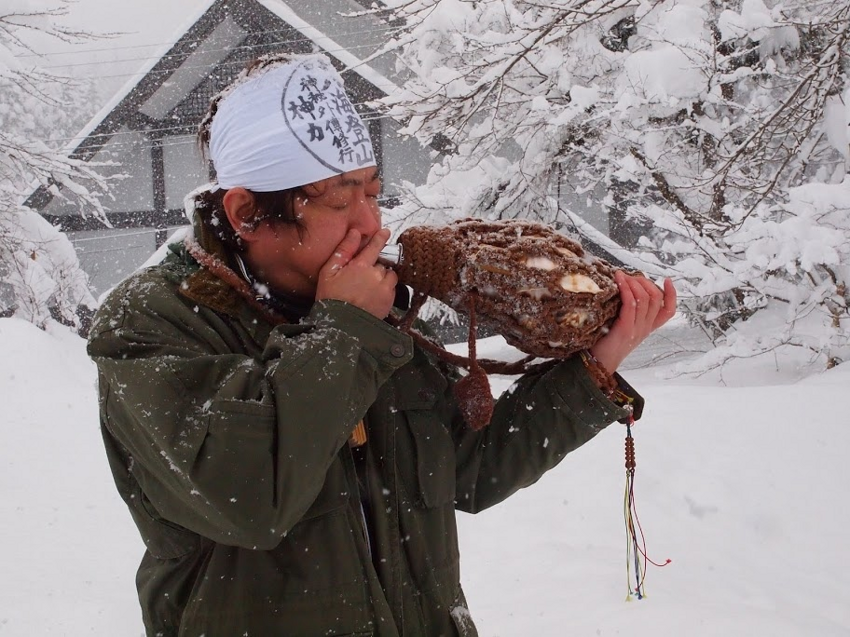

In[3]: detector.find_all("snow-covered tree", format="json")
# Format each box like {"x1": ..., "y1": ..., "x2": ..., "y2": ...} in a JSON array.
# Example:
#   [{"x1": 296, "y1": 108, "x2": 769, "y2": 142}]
[
  {"x1": 0, "y1": 0, "x2": 110, "y2": 332},
  {"x1": 375, "y1": 0, "x2": 850, "y2": 370}
]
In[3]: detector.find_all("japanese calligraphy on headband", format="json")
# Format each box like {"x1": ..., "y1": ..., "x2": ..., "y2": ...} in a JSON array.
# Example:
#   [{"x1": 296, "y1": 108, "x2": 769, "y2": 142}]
[{"x1": 208, "y1": 55, "x2": 376, "y2": 193}]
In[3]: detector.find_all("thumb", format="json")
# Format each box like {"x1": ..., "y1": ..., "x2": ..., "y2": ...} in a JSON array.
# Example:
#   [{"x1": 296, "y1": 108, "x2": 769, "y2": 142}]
[
  {"x1": 653, "y1": 278, "x2": 677, "y2": 328},
  {"x1": 322, "y1": 229, "x2": 361, "y2": 275}
]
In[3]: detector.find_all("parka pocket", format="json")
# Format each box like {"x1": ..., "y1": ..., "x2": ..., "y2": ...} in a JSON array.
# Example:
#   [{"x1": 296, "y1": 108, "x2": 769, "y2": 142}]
[
  {"x1": 406, "y1": 409, "x2": 457, "y2": 508},
  {"x1": 208, "y1": 398, "x2": 349, "y2": 522},
  {"x1": 207, "y1": 398, "x2": 275, "y2": 437},
  {"x1": 131, "y1": 483, "x2": 200, "y2": 560},
  {"x1": 393, "y1": 364, "x2": 456, "y2": 508}
]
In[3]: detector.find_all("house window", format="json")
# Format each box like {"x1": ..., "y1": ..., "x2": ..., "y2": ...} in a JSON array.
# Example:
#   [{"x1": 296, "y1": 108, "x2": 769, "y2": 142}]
[{"x1": 163, "y1": 136, "x2": 208, "y2": 211}]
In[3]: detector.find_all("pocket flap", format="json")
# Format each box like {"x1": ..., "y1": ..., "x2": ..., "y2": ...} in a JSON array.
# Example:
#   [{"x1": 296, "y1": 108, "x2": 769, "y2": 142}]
[{"x1": 392, "y1": 363, "x2": 448, "y2": 411}]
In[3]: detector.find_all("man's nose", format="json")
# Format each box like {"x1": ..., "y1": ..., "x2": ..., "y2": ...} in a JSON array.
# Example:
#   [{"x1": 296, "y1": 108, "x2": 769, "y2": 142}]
[{"x1": 353, "y1": 195, "x2": 381, "y2": 234}]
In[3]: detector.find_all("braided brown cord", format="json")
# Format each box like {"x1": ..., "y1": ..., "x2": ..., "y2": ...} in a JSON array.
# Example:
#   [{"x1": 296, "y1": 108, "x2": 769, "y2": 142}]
[
  {"x1": 625, "y1": 434, "x2": 636, "y2": 471},
  {"x1": 465, "y1": 293, "x2": 481, "y2": 374},
  {"x1": 398, "y1": 291, "x2": 429, "y2": 332},
  {"x1": 396, "y1": 219, "x2": 622, "y2": 360},
  {"x1": 388, "y1": 313, "x2": 545, "y2": 375},
  {"x1": 578, "y1": 349, "x2": 618, "y2": 397},
  {"x1": 452, "y1": 296, "x2": 495, "y2": 430},
  {"x1": 184, "y1": 239, "x2": 288, "y2": 325}
]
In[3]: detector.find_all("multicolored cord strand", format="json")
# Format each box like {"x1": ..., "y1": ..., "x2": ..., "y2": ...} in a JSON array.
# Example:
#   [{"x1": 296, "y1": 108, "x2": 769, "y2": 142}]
[{"x1": 624, "y1": 419, "x2": 671, "y2": 600}]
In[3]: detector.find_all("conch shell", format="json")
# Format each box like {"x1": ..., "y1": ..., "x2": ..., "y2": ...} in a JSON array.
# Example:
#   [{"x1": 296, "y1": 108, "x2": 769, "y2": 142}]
[{"x1": 393, "y1": 219, "x2": 621, "y2": 359}]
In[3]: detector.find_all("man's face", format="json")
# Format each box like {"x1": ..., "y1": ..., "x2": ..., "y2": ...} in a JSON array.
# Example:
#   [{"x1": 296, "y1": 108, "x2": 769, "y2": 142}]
[{"x1": 245, "y1": 167, "x2": 382, "y2": 298}]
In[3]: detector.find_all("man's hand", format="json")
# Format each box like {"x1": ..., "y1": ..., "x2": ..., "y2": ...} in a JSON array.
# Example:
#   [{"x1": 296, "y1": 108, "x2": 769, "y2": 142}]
[
  {"x1": 589, "y1": 271, "x2": 677, "y2": 373},
  {"x1": 315, "y1": 228, "x2": 399, "y2": 319}
]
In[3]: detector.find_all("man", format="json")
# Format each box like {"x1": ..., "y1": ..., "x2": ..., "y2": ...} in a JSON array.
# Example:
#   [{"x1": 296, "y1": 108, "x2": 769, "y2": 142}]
[{"x1": 88, "y1": 53, "x2": 675, "y2": 636}]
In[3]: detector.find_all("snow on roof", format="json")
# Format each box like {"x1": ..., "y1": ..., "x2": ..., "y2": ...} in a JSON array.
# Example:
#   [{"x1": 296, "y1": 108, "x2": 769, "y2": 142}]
[
  {"x1": 256, "y1": 0, "x2": 400, "y2": 96},
  {"x1": 60, "y1": 0, "x2": 400, "y2": 157},
  {"x1": 60, "y1": 1, "x2": 216, "y2": 156}
]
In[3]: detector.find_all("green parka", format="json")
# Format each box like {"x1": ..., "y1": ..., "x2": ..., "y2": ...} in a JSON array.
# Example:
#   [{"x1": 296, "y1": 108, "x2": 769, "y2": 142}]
[{"x1": 88, "y1": 230, "x2": 637, "y2": 637}]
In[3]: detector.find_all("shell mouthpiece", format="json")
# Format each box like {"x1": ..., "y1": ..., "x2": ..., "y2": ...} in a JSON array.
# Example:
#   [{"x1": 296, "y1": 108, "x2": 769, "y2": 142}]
[{"x1": 377, "y1": 243, "x2": 404, "y2": 267}]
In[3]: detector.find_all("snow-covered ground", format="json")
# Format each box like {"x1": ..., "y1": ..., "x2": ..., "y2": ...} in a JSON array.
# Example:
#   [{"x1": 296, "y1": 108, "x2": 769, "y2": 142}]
[{"x1": 0, "y1": 316, "x2": 847, "y2": 636}]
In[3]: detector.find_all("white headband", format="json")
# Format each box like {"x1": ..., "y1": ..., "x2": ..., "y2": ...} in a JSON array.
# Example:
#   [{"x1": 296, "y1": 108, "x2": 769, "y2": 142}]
[{"x1": 208, "y1": 55, "x2": 376, "y2": 192}]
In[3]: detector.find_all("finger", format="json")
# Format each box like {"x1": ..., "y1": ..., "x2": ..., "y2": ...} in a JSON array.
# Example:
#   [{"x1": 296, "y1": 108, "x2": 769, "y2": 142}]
[
  {"x1": 382, "y1": 268, "x2": 399, "y2": 289},
  {"x1": 372, "y1": 264, "x2": 389, "y2": 281},
  {"x1": 627, "y1": 274, "x2": 650, "y2": 326},
  {"x1": 323, "y1": 229, "x2": 362, "y2": 274},
  {"x1": 352, "y1": 228, "x2": 391, "y2": 266},
  {"x1": 640, "y1": 277, "x2": 665, "y2": 327},
  {"x1": 614, "y1": 270, "x2": 636, "y2": 326}
]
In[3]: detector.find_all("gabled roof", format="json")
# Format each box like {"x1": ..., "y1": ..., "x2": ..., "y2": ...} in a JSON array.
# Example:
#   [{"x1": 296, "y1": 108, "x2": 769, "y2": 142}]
[{"x1": 27, "y1": 0, "x2": 400, "y2": 213}]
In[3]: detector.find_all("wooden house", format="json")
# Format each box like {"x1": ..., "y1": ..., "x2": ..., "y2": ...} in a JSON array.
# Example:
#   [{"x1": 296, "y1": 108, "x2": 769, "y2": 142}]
[{"x1": 28, "y1": 0, "x2": 429, "y2": 293}]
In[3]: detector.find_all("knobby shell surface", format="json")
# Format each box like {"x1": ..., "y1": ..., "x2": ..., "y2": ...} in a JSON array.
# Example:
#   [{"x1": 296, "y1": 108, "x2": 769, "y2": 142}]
[{"x1": 396, "y1": 219, "x2": 622, "y2": 359}]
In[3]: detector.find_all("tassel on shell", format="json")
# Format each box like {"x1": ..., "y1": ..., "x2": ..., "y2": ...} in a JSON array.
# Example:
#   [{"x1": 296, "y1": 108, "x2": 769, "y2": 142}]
[{"x1": 453, "y1": 367, "x2": 494, "y2": 431}]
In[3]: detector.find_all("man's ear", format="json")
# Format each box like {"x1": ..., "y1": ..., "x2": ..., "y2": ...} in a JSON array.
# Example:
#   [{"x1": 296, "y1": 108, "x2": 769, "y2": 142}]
[{"x1": 223, "y1": 188, "x2": 261, "y2": 243}]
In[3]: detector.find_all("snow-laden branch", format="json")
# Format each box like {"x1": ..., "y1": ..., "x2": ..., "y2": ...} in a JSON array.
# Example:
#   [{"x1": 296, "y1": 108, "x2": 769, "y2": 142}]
[
  {"x1": 378, "y1": 0, "x2": 850, "y2": 372},
  {"x1": 0, "y1": 1, "x2": 114, "y2": 331}
]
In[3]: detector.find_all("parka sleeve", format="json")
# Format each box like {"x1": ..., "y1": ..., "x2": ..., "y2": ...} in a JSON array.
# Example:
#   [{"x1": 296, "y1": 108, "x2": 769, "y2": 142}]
[
  {"x1": 88, "y1": 274, "x2": 412, "y2": 550},
  {"x1": 449, "y1": 356, "x2": 637, "y2": 514}
]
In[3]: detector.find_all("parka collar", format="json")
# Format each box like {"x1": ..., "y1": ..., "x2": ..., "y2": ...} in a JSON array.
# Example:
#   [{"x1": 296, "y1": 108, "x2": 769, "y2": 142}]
[{"x1": 178, "y1": 213, "x2": 290, "y2": 326}]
